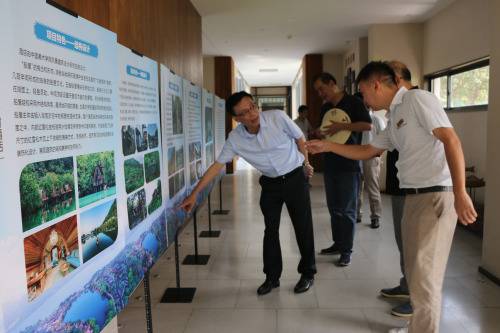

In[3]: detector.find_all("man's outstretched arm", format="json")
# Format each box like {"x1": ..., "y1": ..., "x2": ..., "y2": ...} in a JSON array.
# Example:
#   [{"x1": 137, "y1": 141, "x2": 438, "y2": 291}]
[
  {"x1": 179, "y1": 162, "x2": 225, "y2": 212},
  {"x1": 305, "y1": 140, "x2": 384, "y2": 161}
]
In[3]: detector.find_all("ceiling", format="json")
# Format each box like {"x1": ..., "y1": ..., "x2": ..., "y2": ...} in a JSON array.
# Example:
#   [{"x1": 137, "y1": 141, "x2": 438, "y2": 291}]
[{"x1": 192, "y1": 0, "x2": 455, "y2": 87}]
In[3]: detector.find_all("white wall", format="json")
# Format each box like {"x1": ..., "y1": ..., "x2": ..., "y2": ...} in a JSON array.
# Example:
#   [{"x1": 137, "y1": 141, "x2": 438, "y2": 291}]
[
  {"x1": 291, "y1": 64, "x2": 304, "y2": 119},
  {"x1": 447, "y1": 111, "x2": 488, "y2": 198},
  {"x1": 482, "y1": 0, "x2": 500, "y2": 281},
  {"x1": 423, "y1": 0, "x2": 490, "y2": 203},
  {"x1": 323, "y1": 53, "x2": 344, "y2": 89},
  {"x1": 368, "y1": 23, "x2": 423, "y2": 86},
  {"x1": 366, "y1": 25, "x2": 423, "y2": 190},
  {"x1": 422, "y1": 0, "x2": 489, "y2": 75}
]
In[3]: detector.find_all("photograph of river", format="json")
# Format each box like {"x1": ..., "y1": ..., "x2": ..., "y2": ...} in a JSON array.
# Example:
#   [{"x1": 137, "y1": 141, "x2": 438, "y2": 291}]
[{"x1": 79, "y1": 199, "x2": 118, "y2": 263}]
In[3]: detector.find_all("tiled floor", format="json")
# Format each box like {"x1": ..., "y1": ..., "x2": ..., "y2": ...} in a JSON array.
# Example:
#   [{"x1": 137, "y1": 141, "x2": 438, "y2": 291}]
[{"x1": 118, "y1": 169, "x2": 500, "y2": 333}]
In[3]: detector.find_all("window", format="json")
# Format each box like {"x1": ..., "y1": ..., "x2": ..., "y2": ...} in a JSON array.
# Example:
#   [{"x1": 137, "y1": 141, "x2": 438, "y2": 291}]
[{"x1": 427, "y1": 59, "x2": 489, "y2": 111}]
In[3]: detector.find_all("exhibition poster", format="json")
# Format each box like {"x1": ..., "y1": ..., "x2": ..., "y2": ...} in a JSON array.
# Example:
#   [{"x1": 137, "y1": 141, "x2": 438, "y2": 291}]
[
  {"x1": 214, "y1": 95, "x2": 226, "y2": 179},
  {"x1": 202, "y1": 89, "x2": 215, "y2": 170},
  {"x1": 0, "y1": 1, "x2": 123, "y2": 332},
  {"x1": 183, "y1": 79, "x2": 203, "y2": 189},
  {"x1": 160, "y1": 65, "x2": 188, "y2": 241}
]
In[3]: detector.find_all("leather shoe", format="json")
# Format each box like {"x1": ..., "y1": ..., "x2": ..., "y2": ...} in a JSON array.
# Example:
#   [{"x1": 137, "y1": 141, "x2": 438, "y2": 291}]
[
  {"x1": 336, "y1": 253, "x2": 351, "y2": 267},
  {"x1": 370, "y1": 218, "x2": 380, "y2": 229},
  {"x1": 319, "y1": 244, "x2": 340, "y2": 255},
  {"x1": 294, "y1": 276, "x2": 314, "y2": 293},
  {"x1": 257, "y1": 279, "x2": 279, "y2": 295}
]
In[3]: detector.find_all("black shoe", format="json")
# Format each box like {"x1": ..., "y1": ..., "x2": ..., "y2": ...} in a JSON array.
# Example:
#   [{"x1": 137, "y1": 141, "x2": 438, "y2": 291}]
[
  {"x1": 391, "y1": 301, "x2": 413, "y2": 317},
  {"x1": 356, "y1": 216, "x2": 362, "y2": 223},
  {"x1": 370, "y1": 218, "x2": 380, "y2": 229},
  {"x1": 257, "y1": 279, "x2": 280, "y2": 295},
  {"x1": 294, "y1": 276, "x2": 314, "y2": 294},
  {"x1": 380, "y1": 285, "x2": 410, "y2": 299},
  {"x1": 320, "y1": 244, "x2": 340, "y2": 255},
  {"x1": 335, "y1": 253, "x2": 351, "y2": 267}
]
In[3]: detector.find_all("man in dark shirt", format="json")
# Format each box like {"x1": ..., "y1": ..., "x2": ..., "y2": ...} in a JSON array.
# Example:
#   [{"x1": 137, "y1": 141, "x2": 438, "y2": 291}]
[{"x1": 313, "y1": 72, "x2": 372, "y2": 266}]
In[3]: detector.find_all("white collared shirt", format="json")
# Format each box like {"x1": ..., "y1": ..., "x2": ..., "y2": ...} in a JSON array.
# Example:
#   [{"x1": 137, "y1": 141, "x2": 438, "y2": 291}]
[
  {"x1": 371, "y1": 87, "x2": 453, "y2": 188},
  {"x1": 216, "y1": 110, "x2": 305, "y2": 177}
]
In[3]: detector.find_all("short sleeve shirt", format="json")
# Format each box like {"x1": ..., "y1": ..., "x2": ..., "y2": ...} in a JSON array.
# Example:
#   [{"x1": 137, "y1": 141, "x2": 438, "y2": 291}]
[
  {"x1": 320, "y1": 94, "x2": 372, "y2": 173},
  {"x1": 371, "y1": 87, "x2": 453, "y2": 188},
  {"x1": 216, "y1": 110, "x2": 305, "y2": 177}
]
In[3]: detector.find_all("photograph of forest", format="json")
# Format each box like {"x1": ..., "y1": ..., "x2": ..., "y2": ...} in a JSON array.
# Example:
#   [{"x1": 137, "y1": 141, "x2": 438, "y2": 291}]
[
  {"x1": 121, "y1": 125, "x2": 136, "y2": 156},
  {"x1": 175, "y1": 145, "x2": 184, "y2": 171},
  {"x1": 146, "y1": 180, "x2": 162, "y2": 214},
  {"x1": 172, "y1": 95, "x2": 183, "y2": 135},
  {"x1": 124, "y1": 157, "x2": 145, "y2": 194},
  {"x1": 205, "y1": 106, "x2": 213, "y2": 143},
  {"x1": 144, "y1": 151, "x2": 160, "y2": 183},
  {"x1": 20, "y1": 157, "x2": 76, "y2": 232},
  {"x1": 135, "y1": 125, "x2": 148, "y2": 152},
  {"x1": 77, "y1": 151, "x2": 116, "y2": 208},
  {"x1": 147, "y1": 124, "x2": 159, "y2": 149},
  {"x1": 167, "y1": 147, "x2": 175, "y2": 176},
  {"x1": 127, "y1": 189, "x2": 147, "y2": 229}
]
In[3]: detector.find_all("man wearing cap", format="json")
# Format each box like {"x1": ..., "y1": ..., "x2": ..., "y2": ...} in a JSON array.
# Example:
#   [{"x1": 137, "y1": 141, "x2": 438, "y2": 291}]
[
  {"x1": 180, "y1": 91, "x2": 316, "y2": 296},
  {"x1": 306, "y1": 61, "x2": 477, "y2": 333},
  {"x1": 313, "y1": 72, "x2": 372, "y2": 266}
]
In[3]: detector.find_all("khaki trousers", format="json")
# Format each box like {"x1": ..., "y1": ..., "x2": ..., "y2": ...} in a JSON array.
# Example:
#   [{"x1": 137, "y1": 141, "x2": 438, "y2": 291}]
[
  {"x1": 358, "y1": 157, "x2": 382, "y2": 220},
  {"x1": 402, "y1": 192, "x2": 457, "y2": 333}
]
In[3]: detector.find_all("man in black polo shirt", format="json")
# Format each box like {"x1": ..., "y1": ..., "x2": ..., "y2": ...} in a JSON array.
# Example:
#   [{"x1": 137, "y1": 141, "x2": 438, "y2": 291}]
[{"x1": 313, "y1": 73, "x2": 372, "y2": 266}]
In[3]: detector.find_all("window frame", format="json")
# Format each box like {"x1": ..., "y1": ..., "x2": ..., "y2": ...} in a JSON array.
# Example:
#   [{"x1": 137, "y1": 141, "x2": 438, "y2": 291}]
[{"x1": 426, "y1": 58, "x2": 489, "y2": 112}]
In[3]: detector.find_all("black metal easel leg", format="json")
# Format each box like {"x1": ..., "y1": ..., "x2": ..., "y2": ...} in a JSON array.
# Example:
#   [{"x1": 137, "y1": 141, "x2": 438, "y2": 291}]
[
  {"x1": 200, "y1": 194, "x2": 221, "y2": 238},
  {"x1": 212, "y1": 179, "x2": 230, "y2": 215},
  {"x1": 182, "y1": 210, "x2": 210, "y2": 265},
  {"x1": 143, "y1": 271, "x2": 154, "y2": 333},
  {"x1": 160, "y1": 232, "x2": 196, "y2": 303}
]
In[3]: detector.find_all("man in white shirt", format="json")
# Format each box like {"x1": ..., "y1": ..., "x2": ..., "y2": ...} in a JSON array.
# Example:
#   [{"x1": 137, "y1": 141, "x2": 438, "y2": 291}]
[
  {"x1": 181, "y1": 91, "x2": 316, "y2": 296},
  {"x1": 306, "y1": 61, "x2": 476, "y2": 333},
  {"x1": 294, "y1": 105, "x2": 312, "y2": 139}
]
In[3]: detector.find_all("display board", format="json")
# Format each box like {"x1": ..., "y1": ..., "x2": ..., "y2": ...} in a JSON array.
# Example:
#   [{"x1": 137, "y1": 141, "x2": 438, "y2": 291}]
[
  {"x1": 183, "y1": 80, "x2": 203, "y2": 190},
  {"x1": 202, "y1": 89, "x2": 215, "y2": 170},
  {"x1": 117, "y1": 44, "x2": 165, "y2": 238},
  {"x1": 214, "y1": 96, "x2": 226, "y2": 159},
  {"x1": 214, "y1": 95, "x2": 226, "y2": 180},
  {"x1": 0, "y1": 2, "x2": 223, "y2": 332},
  {"x1": 160, "y1": 65, "x2": 189, "y2": 243},
  {"x1": 0, "y1": 1, "x2": 123, "y2": 332}
]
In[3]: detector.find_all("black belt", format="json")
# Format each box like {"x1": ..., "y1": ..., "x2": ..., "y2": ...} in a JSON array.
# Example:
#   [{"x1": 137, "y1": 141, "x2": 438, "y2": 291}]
[
  {"x1": 261, "y1": 166, "x2": 302, "y2": 181},
  {"x1": 403, "y1": 186, "x2": 453, "y2": 195}
]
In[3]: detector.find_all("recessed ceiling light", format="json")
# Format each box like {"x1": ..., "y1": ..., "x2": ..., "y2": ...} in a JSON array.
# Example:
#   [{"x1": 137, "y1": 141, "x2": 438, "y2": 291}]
[{"x1": 259, "y1": 68, "x2": 279, "y2": 72}]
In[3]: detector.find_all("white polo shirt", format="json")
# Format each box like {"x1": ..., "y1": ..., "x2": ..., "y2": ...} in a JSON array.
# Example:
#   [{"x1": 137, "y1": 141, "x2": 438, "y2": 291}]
[{"x1": 371, "y1": 87, "x2": 453, "y2": 188}]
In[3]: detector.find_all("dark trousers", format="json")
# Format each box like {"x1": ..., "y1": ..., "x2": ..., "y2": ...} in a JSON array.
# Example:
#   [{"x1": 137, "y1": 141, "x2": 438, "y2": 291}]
[
  {"x1": 259, "y1": 167, "x2": 316, "y2": 281},
  {"x1": 324, "y1": 171, "x2": 360, "y2": 255}
]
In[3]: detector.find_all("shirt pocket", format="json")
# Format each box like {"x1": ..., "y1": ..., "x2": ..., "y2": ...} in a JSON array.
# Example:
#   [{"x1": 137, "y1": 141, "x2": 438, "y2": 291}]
[{"x1": 261, "y1": 130, "x2": 291, "y2": 152}]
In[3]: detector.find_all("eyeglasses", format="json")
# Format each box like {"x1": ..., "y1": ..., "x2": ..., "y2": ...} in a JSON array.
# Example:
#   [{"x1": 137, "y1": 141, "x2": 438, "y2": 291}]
[{"x1": 234, "y1": 103, "x2": 258, "y2": 117}]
